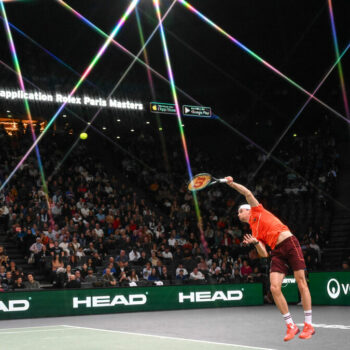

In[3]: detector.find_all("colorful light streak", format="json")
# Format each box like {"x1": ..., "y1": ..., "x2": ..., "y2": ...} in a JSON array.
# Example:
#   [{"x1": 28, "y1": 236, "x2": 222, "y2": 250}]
[
  {"x1": 177, "y1": 0, "x2": 349, "y2": 125},
  {"x1": 138, "y1": 7, "x2": 285, "y2": 119},
  {"x1": 0, "y1": 15, "x2": 99, "y2": 91},
  {"x1": 0, "y1": 57, "x2": 156, "y2": 175},
  {"x1": 0, "y1": 0, "x2": 54, "y2": 225},
  {"x1": 153, "y1": 0, "x2": 208, "y2": 253},
  {"x1": 57, "y1": 0, "x2": 200, "y2": 113},
  {"x1": 0, "y1": 0, "x2": 139, "y2": 192},
  {"x1": 327, "y1": 0, "x2": 350, "y2": 119},
  {"x1": 250, "y1": 42, "x2": 350, "y2": 181},
  {"x1": 59, "y1": 0, "x2": 349, "y2": 215},
  {"x1": 51, "y1": 0, "x2": 176, "y2": 177},
  {"x1": 135, "y1": 6, "x2": 171, "y2": 174}
]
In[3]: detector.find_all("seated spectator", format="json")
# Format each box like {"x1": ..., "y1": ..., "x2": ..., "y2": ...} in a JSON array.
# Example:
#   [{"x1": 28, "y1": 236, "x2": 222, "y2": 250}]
[
  {"x1": 8, "y1": 260, "x2": 17, "y2": 274},
  {"x1": 59, "y1": 237, "x2": 70, "y2": 256},
  {"x1": 149, "y1": 250, "x2": 160, "y2": 267},
  {"x1": 119, "y1": 271, "x2": 128, "y2": 286},
  {"x1": 84, "y1": 242, "x2": 97, "y2": 256},
  {"x1": 162, "y1": 246, "x2": 173, "y2": 263},
  {"x1": 66, "y1": 274, "x2": 81, "y2": 288},
  {"x1": 160, "y1": 266, "x2": 172, "y2": 282},
  {"x1": 240, "y1": 260, "x2": 252, "y2": 280},
  {"x1": 232, "y1": 269, "x2": 243, "y2": 284},
  {"x1": 24, "y1": 273, "x2": 40, "y2": 289},
  {"x1": 87, "y1": 258, "x2": 96, "y2": 272},
  {"x1": 80, "y1": 263, "x2": 89, "y2": 279},
  {"x1": 209, "y1": 262, "x2": 221, "y2": 277},
  {"x1": 148, "y1": 267, "x2": 159, "y2": 281},
  {"x1": 189, "y1": 267, "x2": 205, "y2": 281},
  {"x1": 137, "y1": 251, "x2": 148, "y2": 266},
  {"x1": 247, "y1": 266, "x2": 263, "y2": 283},
  {"x1": 176, "y1": 264, "x2": 188, "y2": 277},
  {"x1": 221, "y1": 262, "x2": 233, "y2": 281},
  {"x1": 197, "y1": 257, "x2": 209, "y2": 273},
  {"x1": 0, "y1": 265, "x2": 6, "y2": 279},
  {"x1": 129, "y1": 247, "x2": 141, "y2": 263},
  {"x1": 116, "y1": 250, "x2": 129, "y2": 264},
  {"x1": 155, "y1": 260, "x2": 163, "y2": 276},
  {"x1": 103, "y1": 268, "x2": 117, "y2": 286},
  {"x1": 103, "y1": 263, "x2": 117, "y2": 276},
  {"x1": 13, "y1": 276, "x2": 26, "y2": 289},
  {"x1": 92, "y1": 251, "x2": 102, "y2": 267},
  {"x1": 115, "y1": 261, "x2": 129, "y2": 279},
  {"x1": 75, "y1": 270, "x2": 83, "y2": 283},
  {"x1": 84, "y1": 268, "x2": 97, "y2": 283},
  {"x1": 168, "y1": 231, "x2": 177, "y2": 247},
  {"x1": 2, "y1": 271, "x2": 14, "y2": 289},
  {"x1": 176, "y1": 269, "x2": 187, "y2": 281},
  {"x1": 142, "y1": 262, "x2": 152, "y2": 280},
  {"x1": 128, "y1": 269, "x2": 139, "y2": 283}
]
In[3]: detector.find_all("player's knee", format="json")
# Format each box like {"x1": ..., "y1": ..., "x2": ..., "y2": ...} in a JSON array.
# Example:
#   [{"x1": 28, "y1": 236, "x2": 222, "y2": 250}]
[
  {"x1": 296, "y1": 278, "x2": 308, "y2": 291},
  {"x1": 270, "y1": 283, "x2": 281, "y2": 295}
]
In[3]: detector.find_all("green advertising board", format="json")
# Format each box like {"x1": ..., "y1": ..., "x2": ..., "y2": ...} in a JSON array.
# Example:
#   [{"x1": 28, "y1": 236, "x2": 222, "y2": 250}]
[
  {"x1": 0, "y1": 283, "x2": 263, "y2": 320},
  {"x1": 309, "y1": 271, "x2": 350, "y2": 305},
  {"x1": 282, "y1": 276, "x2": 299, "y2": 303}
]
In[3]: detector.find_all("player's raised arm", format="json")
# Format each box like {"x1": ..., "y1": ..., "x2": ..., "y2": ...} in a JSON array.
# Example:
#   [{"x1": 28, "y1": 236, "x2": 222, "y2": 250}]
[{"x1": 224, "y1": 176, "x2": 259, "y2": 207}]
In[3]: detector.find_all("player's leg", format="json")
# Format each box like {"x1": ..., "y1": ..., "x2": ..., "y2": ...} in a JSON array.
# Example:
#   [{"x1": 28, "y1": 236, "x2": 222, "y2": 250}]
[
  {"x1": 287, "y1": 235, "x2": 315, "y2": 339},
  {"x1": 270, "y1": 271, "x2": 288, "y2": 314},
  {"x1": 294, "y1": 269, "x2": 315, "y2": 339},
  {"x1": 270, "y1": 271, "x2": 299, "y2": 341},
  {"x1": 294, "y1": 269, "x2": 311, "y2": 310}
]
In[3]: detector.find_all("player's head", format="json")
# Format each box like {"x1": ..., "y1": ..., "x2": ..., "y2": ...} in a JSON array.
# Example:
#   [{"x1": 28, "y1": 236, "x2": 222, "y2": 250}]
[{"x1": 238, "y1": 204, "x2": 251, "y2": 223}]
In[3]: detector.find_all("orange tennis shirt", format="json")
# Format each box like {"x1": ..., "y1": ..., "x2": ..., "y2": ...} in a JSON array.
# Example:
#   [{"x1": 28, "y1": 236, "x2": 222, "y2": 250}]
[{"x1": 248, "y1": 204, "x2": 290, "y2": 249}]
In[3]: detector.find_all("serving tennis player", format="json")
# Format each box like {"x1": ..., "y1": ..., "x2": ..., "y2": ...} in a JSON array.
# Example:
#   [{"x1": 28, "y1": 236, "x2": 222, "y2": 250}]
[{"x1": 225, "y1": 176, "x2": 315, "y2": 341}]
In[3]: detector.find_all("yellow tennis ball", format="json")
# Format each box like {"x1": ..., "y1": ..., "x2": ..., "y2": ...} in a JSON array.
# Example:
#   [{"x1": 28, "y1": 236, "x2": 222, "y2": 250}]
[{"x1": 80, "y1": 132, "x2": 88, "y2": 140}]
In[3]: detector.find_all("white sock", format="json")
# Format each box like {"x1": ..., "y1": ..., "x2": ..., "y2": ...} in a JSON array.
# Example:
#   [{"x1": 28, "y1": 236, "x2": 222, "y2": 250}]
[
  {"x1": 304, "y1": 310, "x2": 312, "y2": 324},
  {"x1": 283, "y1": 312, "x2": 295, "y2": 326}
]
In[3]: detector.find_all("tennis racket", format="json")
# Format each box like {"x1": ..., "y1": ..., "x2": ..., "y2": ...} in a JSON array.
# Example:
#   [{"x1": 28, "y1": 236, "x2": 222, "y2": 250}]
[{"x1": 187, "y1": 173, "x2": 227, "y2": 192}]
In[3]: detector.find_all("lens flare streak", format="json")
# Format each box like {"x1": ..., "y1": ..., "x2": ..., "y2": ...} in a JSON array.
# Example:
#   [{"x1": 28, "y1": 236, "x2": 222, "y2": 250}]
[
  {"x1": 0, "y1": 0, "x2": 139, "y2": 192},
  {"x1": 177, "y1": 0, "x2": 349, "y2": 124},
  {"x1": 153, "y1": 0, "x2": 209, "y2": 253},
  {"x1": 0, "y1": 1, "x2": 54, "y2": 225},
  {"x1": 327, "y1": 0, "x2": 350, "y2": 118},
  {"x1": 250, "y1": 42, "x2": 350, "y2": 180}
]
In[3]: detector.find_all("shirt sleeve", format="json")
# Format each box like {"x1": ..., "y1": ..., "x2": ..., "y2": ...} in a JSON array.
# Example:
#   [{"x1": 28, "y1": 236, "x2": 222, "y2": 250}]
[{"x1": 251, "y1": 203, "x2": 264, "y2": 213}]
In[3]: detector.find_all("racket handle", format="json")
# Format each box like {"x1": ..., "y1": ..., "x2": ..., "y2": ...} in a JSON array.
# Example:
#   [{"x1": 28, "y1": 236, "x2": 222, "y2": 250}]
[{"x1": 218, "y1": 178, "x2": 228, "y2": 183}]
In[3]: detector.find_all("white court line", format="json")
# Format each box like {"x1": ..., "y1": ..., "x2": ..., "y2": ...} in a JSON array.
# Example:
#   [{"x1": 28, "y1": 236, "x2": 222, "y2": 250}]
[
  {"x1": 296, "y1": 323, "x2": 350, "y2": 330},
  {"x1": 62, "y1": 325, "x2": 276, "y2": 350},
  {"x1": 0, "y1": 325, "x2": 67, "y2": 331},
  {"x1": 0, "y1": 328, "x2": 70, "y2": 335}
]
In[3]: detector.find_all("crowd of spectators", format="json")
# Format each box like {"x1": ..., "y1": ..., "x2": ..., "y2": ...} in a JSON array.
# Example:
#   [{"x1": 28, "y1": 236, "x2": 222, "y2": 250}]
[{"x1": 0, "y1": 116, "x2": 345, "y2": 297}]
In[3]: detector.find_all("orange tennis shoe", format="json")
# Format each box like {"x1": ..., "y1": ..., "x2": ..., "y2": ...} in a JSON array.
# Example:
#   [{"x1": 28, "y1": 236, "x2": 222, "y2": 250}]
[
  {"x1": 299, "y1": 323, "x2": 315, "y2": 339},
  {"x1": 284, "y1": 324, "x2": 300, "y2": 341}
]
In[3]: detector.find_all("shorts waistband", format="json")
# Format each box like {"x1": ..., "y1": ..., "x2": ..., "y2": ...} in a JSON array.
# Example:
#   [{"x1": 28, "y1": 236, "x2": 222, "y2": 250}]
[{"x1": 274, "y1": 235, "x2": 295, "y2": 249}]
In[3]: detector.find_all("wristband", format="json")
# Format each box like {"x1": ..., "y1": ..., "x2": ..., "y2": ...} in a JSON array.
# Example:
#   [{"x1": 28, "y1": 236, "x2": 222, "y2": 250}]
[{"x1": 253, "y1": 241, "x2": 259, "y2": 246}]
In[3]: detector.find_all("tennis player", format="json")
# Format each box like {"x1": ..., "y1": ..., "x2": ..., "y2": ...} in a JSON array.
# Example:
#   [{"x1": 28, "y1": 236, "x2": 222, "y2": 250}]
[{"x1": 225, "y1": 176, "x2": 315, "y2": 341}]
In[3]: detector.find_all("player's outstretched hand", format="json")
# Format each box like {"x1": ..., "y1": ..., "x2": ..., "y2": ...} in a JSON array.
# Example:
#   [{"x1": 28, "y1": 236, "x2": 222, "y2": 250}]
[{"x1": 225, "y1": 176, "x2": 233, "y2": 184}]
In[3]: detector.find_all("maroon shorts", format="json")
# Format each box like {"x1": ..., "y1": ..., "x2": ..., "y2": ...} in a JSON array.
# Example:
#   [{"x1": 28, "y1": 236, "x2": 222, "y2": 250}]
[{"x1": 270, "y1": 236, "x2": 306, "y2": 274}]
